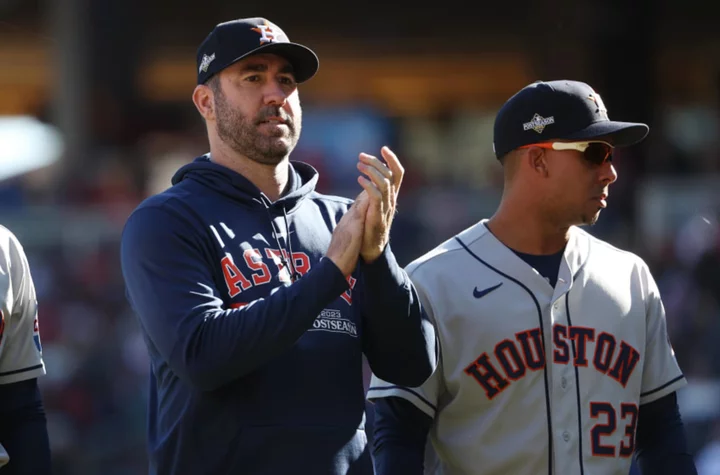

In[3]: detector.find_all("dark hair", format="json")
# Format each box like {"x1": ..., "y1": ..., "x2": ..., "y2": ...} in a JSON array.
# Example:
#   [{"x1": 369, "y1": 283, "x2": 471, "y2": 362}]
[{"x1": 206, "y1": 75, "x2": 222, "y2": 95}]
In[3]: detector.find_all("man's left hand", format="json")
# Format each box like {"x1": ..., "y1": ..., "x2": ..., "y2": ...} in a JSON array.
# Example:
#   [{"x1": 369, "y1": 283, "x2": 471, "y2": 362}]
[{"x1": 356, "y1": 146, "x2": 404, "y2": 263}]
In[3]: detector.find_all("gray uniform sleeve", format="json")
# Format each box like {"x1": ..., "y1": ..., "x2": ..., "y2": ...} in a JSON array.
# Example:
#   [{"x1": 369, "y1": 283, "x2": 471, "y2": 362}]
[
  {"x1": 367, "y1": 272, "x2": 444, "y2": 418},
  {"x1": 0, "y1": 227, "x2": 45, "y2": 385},
  {"x1": 639, "y1": 263, "x2": 686, "y2": 405}
]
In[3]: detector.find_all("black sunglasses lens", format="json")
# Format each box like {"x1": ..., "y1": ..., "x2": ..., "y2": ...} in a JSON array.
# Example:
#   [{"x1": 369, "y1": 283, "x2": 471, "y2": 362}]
[{"x1": 584, "y1": 143, "x2": 612, "y2": 165}]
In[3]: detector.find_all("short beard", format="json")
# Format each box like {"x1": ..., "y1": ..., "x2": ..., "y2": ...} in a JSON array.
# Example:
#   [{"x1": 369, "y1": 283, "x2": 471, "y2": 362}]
[{"x1": 210, "y1": 79, "x2": 301, "y2": 165}]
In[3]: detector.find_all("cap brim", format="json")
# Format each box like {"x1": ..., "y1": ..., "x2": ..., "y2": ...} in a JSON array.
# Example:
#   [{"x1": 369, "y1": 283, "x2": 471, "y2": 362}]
[
  {"x1": 562, "y1": 120, "x2": 649, "y2": 147},
  {"x1": 226, "y1": 42, "x2": 319, "y2": 84}
]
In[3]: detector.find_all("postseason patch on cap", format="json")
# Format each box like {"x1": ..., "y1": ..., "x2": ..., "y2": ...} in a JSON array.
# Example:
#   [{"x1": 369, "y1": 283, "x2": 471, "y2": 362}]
[
  {"x1": 199, "y1": 53, "x2": 216, "y2": 74},
  {"x1": 522, "y1": 114, "x2": 555, "y2": 134}
]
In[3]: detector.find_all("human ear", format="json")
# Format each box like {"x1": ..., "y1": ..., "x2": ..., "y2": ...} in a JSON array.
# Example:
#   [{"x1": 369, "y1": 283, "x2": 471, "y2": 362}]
[
  {"x1": 527, "y1": 147, "x2": 550, "y2": 178},
  {"x1": 192, "y1": 85, "x2": 215, "y2": 121}
]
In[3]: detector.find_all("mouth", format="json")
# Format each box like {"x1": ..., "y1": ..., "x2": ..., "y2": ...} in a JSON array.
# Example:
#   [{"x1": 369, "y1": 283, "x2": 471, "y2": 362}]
[
  {"x1": 259, "y1": 116, "x2": 288, "y2": 125},
  {"x1": 593, "y1": 193, "x2": 608, "y2": 209}
]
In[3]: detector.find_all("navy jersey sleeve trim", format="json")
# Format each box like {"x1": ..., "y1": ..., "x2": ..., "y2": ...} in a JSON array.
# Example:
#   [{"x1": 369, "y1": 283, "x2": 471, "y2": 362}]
[
  {"x1": 635, "y1": 392, "x2": 698, "y2": 475},
  {"x1": 640, "y1": 375, "x2": 685, "y2": 399},
  {"x1": 0, "y1": 364, "x2": 44, "y2": 378},
  {"x1": 0, "y1": 378, "x2": 52, "y2": 473},
  {"x1": 372, "y1": 396, "x2": 430, "y2": 475},
  {"x1": 368, "y1": 385, "x2": 438, "y2": 413}
]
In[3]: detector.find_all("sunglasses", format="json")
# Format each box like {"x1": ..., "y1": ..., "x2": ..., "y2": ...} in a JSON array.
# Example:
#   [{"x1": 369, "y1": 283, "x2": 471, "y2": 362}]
[{"x1": 518, "y1": 141, "x2": 614, "y2": 165}]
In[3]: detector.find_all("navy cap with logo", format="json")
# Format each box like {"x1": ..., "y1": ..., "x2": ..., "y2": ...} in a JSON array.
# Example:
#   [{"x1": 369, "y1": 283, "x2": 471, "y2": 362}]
[
  {"x1": 196, "y1": 17, "x2": 319, "y2": 85},
  {"x1": 492, "y1": 80, "x2": 649, "y2": 159}
]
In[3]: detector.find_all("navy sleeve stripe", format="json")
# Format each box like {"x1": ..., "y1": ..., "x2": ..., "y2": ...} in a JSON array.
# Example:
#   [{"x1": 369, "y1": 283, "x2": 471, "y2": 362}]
[
  {"x1": 640, "y1": 375, "x2": 685, "y2": 398},
  {"x1": 368, "y1": 385, "x2": 437, "y2": 412},
  {"x1": 0, "y1": 364, "x2": 43, "y2": 377}
]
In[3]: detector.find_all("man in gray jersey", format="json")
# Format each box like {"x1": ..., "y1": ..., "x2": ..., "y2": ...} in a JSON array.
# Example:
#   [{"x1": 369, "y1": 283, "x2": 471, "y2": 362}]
[
  {"x1": 0, "y1": 225, "x2": 51, "y2": 474},
  {"x1": 366, "y1": 80, "x2": 697, "y2": 475}
]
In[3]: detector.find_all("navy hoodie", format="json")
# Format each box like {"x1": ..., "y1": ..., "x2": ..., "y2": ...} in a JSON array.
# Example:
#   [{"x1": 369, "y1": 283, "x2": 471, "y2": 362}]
[{"x1": 120, "y1": 156, "x2": 435, "y2": 475}]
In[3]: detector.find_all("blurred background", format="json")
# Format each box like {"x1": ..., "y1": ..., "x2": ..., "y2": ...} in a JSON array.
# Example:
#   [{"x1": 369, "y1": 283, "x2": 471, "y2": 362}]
[{"x1": 1, "y1": 0, "x2": 720, "y2": 473}]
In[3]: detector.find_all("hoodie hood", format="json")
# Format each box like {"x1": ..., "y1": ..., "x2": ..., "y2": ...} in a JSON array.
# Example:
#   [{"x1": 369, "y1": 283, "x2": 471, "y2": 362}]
[
  {"x1": 171, "y1": 154, "x2": 319, "y2": 212},
  {"x1": 170, "y1": 154, "x2": 321, "y2": 283}
]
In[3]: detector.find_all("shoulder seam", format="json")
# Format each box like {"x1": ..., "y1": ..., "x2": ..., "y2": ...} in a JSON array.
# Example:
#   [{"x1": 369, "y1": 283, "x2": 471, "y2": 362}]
[
  {"x1": 129, "y1": 197, "x2": 202, "y2": 233},
  {"x1": 408, "y1": 230, "x2": 488, "y2": 277},
  {"x1": 580, "y1": 229, "x2": 643, "y2": 262}
]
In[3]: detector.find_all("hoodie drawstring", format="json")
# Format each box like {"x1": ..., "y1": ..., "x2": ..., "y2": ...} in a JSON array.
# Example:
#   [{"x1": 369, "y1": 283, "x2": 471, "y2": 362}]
[
  {"x1": 282, "y1": 207, "x2": 301, "y2": 282},
  {"x1": 259, "y1": 195, "x2": 300, "y2": 283}
]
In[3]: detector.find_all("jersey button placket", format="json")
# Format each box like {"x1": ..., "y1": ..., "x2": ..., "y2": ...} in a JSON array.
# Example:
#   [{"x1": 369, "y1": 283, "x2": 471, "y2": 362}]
[{"x1": 549, "y1": 294, "x2": 577, "y2": 474}]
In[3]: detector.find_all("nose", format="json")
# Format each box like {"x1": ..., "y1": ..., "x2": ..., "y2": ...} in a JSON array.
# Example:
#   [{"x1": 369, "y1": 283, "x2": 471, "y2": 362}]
[
  {"x1": 263, "y1": 80, "x2": 288, "y2": 106},
  {"x1": 600, "y1": 161, "x2": 618, "y2": 185}
]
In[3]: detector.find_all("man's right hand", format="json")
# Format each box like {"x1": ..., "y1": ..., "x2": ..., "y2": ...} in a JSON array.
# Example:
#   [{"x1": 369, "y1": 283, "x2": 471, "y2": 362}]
[{"x1": 326, "y1": 192, "x2": 370, "y2": 277}]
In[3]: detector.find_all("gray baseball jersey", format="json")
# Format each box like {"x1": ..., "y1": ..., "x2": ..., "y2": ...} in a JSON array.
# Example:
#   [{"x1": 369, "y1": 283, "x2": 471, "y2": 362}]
[
  {"x1": 367, "y1": 220, "x2": 686, "y2": 475},
  {"x1": 0, "y1": 226, "x2": 45, "y2": 467}
]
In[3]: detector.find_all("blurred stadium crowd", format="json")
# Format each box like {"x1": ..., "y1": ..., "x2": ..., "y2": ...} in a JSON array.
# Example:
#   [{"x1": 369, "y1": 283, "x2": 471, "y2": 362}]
[{"x1": 1, "y1": 101, "x2": 718, "y2": 474}]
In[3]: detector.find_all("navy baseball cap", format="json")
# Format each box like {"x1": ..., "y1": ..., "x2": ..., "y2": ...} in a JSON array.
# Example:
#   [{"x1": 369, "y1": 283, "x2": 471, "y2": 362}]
[
  {"x1": 196, "y1": 18, "x2": 319, "y2": 85},
  {"x1": 492, "y1": 80, "x2": 649, "y2": 159}
]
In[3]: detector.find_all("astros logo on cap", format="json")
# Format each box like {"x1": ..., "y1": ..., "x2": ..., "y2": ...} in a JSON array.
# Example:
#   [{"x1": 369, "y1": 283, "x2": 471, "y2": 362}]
[
  {"x1": 588, "y1": 93, "x2": 607, "y2": 113},
  {"x1": 252, "y1": 20, "x2": 277, "y2": 44}
]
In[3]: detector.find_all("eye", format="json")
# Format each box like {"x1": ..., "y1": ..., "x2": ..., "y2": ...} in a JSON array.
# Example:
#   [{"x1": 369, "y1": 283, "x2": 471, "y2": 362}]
[
  {"x1": 279, "y1": 76, "x2": 297, "y2": 86},
  {"x1": 244, "y1": 75, "x2": 261, "y2": 82}
]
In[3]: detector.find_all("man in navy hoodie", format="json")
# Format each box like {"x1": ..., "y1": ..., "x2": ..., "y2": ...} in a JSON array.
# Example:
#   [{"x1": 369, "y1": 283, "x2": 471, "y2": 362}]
[{"x1": 120, "y1": 17, "x2": 436, "y2": 475}]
